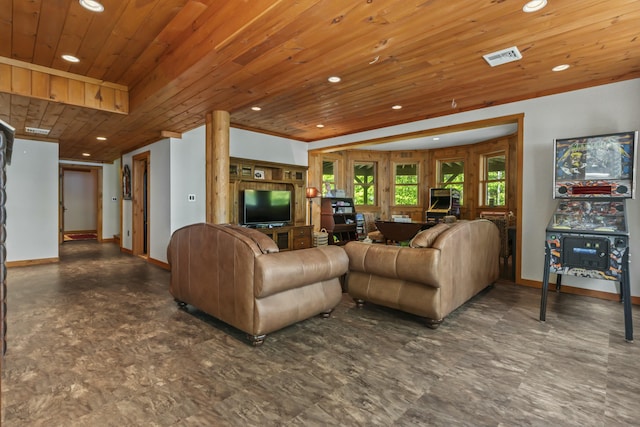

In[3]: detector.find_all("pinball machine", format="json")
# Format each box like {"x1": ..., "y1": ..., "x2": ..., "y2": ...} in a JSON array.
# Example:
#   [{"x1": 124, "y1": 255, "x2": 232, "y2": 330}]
[{"x1": 540, "y1": 130, "x2": 637, "y2": 342}]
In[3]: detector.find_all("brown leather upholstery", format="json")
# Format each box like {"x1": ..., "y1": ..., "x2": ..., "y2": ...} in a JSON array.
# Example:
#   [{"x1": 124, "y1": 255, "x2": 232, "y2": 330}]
[
  {"x1": 167, "y1": 223, "x2": 349, "y2": 344},
  {"x1": 344, "y1": 219, "x2": 500, "y2": 325}
]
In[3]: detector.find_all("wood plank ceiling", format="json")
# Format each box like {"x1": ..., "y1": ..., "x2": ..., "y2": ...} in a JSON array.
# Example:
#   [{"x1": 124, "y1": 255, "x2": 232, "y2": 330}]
[{"x1": 1, "y1": 0, "x2": 639, "y2": 162}]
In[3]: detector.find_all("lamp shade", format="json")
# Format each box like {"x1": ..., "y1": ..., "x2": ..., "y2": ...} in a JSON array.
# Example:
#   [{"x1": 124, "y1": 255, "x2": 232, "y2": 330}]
[{"x1": 306, "y1": 187, "x2": 319, "y2": 198}]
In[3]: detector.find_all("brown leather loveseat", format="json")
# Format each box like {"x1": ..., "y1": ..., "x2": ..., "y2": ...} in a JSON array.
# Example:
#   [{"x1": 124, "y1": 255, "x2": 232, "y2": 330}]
[
  {"x1": 167, "y1": 223, "x2": 349, "y2": 345},
  {"x1": 344, "y1": 219, "x2": 500, "y2": 328}
]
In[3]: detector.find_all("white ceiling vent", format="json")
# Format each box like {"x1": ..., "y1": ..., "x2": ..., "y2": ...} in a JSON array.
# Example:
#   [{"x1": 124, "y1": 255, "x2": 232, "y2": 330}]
[
  {"x1": 483, "y1": 46, "x2": 522, "y2": 67},
  {"x1": 25, "y1": 127, "x2": 51, "y2": 136}
]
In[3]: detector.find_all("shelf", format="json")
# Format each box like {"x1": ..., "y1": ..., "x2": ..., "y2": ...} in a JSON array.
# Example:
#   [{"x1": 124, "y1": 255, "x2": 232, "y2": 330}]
[{"x1": 320, "y1": 197, "x2": 358, "y2": 245}]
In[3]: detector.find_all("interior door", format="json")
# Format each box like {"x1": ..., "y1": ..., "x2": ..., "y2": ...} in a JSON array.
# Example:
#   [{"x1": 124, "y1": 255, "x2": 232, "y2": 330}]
[{"x1": 132, "y1": 152, "x2": 150, "y2": 257}]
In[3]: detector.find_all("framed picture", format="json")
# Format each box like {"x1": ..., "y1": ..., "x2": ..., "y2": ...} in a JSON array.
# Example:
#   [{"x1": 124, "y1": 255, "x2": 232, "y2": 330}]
[
  {"x1": 122, "y1": 164, "x2": 132, "y2": 200},
  {"x1": 254, "y1": 169, "x2": 265, "y2": 180}
]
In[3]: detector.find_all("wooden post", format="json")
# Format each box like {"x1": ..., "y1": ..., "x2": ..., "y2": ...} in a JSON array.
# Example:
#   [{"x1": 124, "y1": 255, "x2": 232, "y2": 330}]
[{"x1": 206, "y1": 111, "x2": 230, "y2": 224}]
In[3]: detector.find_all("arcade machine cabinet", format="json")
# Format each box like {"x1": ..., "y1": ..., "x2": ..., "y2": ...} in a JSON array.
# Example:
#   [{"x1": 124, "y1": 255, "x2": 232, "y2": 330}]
[
  {"x1": 540, "y1": 131, "x2": 637, "y2": 342},
  {"x1": 426, "y1": 188, "x2": 460, "y2": 223}
]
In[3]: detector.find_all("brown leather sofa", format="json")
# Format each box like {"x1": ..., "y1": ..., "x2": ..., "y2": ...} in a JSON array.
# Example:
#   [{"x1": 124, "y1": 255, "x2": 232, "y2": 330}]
[
  {"x1": 344, "y1": 219, "x2": 500, "y2": 328},
  {"x1": 167, "y1": 223, "x2": 349, "y2": 345}
]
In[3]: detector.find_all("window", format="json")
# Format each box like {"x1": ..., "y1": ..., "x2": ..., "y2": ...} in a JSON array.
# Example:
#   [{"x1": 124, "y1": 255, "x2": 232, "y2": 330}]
[
  {"x1": 353, "y1": 162, "x2": 376, "y2": 205},
  {"x1": 322, "y1": 160, "x2": 336, "y2": 196},
  {"x1": 437, "y1": 159, "x2": 465, "y2": 204},
  {"x1": 393, "y1": 163, "x2": 419, "y2": 206},
  {"x1": 481, "y1": 153, "x2": 506, "y2": 206}
]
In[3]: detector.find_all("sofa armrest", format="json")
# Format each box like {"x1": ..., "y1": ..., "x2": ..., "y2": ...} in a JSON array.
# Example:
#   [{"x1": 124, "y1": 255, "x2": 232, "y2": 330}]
[
  {"x1": 344, "y1": 242, "x2": 442, "y2": 288},
  {"x1": 254, "y1": 245, "x2": 349, "y2": 298}
]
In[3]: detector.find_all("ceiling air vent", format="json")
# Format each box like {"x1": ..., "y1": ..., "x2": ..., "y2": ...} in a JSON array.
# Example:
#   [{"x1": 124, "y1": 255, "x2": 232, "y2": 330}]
[
  {"x1": 25, "y1": 127, "x2": 51, "y2": 136},
  {"x1": 483, "y1": 46, "x2": 522, "y2": 67}
]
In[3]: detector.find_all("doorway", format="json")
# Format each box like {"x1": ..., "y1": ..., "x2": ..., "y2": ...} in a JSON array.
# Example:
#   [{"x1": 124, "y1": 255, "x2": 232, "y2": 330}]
[
  {"x1": 132, "y1": 152, "x2": 150, "y2": 258},
  {"x1": 59, "y1": 165, "x2": 102, "y2": 243}
]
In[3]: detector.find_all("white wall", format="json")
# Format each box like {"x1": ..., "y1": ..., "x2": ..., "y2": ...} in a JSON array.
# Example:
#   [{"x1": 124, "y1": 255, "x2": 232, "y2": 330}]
[
  {"x1": 6, "y1": 139, "x2": 59, "y2": 262},
  {"x1": 230, "y1": 127, "x2": 309, "y2": 166},
  {"x1": 310, "y1": 78, "x2": 640, "y2": 297},
  {"x1": 101, "y1": 159, "x2": 121, "y2": 240},
  {"x1": 170, "y1": 127, "x2": 206, "y2": 232}
]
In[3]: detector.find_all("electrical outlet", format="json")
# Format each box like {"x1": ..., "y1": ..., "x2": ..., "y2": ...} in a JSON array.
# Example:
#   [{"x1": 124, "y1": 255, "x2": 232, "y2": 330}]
[
  {"x1": 188, "y1": 194, "x2": 196, "y2": 202},
  {"x1": 112, "y1": 197, "x2": 117, "y2": 201}
]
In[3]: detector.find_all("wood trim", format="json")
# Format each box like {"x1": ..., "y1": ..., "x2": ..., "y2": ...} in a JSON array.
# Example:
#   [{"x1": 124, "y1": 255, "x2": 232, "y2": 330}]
[
  {"x1": 517, "y1": 279, "x2": 640, "y2": 306},
  {"x1": 120, "y1": 247, "x2": 133, "y2": 255},
  {"x1": 147, "y1": 257, "x2": 170, "y2": 270},
  {"x1": 309, "y1": 114, "x2": 524, "y2": 154},
  {"x1": 7, "y1": 258, "x2": 59, "y2": 268}
]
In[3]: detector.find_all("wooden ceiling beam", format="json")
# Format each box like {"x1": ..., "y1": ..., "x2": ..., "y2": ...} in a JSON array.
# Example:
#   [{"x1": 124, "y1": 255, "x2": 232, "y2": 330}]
[{"x1": 0, "y1": 57, "x2": 128, "y2": 115}]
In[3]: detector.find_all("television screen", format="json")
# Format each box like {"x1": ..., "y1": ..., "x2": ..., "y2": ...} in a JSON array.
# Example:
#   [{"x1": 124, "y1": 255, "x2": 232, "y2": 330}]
[
  {"x1": 553, "y1": 131, "x2": 637, "y2": 198},
  {"x1": 242, "y1": 189, "x2": 292, "y2": 225}
]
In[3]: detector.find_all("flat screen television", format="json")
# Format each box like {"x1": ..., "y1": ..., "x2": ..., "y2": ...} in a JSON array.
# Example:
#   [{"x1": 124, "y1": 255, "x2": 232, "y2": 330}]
[{"x1": 242, "y1": 189, "x2": 292, "y2": 226}]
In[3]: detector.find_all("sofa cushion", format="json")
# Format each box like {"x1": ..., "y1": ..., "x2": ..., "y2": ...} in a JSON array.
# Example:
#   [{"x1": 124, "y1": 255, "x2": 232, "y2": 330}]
[
  {"x1": 409, "y1": 223, "x2": 450, "y2": 248},
  {"x1": 225, "y1": 224, "x2": 279, "y2": 253}
]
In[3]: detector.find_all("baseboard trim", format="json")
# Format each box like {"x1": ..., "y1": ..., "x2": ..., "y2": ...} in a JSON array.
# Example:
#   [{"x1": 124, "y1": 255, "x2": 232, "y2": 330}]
[
  {"x1": 517, "y1": 278, "x2": 640, "y2": 305},
  {"x1": 120, "y1": 247, "x2": 133, "y2": 255},
  {"x1": 7, "y1": 257, "x2": 59, "y2": 268},
  {"x1": 148, "y1": 257, "x2": 170, "y2": 270}
]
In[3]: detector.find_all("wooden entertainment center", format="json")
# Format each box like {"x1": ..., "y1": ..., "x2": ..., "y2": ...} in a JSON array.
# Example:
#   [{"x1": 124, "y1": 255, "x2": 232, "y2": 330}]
[{"x1": 229, "y1": 157, "x2": 311, "y2": 251}]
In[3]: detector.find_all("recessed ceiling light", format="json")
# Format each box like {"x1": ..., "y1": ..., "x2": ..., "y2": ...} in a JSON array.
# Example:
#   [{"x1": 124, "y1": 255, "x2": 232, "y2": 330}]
[
  {"x1": 391, "y1": 105, "x2": 402, "y2": 110},
  {"x1": 96, "y1": 136, "x2": 107, "y2": 141},
  {"x1": 251, "y1": 106, "x2": 262, "y2": 111},
  {"x1": 327, "y1": 76, "x2": 341, "y2": 83},
  {"x1": 316, "y1": 124, "x2": 325, "y2": 128},
  {"x1": 79, "y1": 0, "x2": 104, "y2": 12},
  {"x1": 522, "y1": 0, "x2": 547, "y2": 13},
  {"x1": 552, "y1": 64, "x2": 570, "y2": 72},
  {"x1": 82, "y1": 153, "x2": 91, "y2": 157},
  {"x1": 62, "y1": 54, "x2": 80, "y2": 63}
]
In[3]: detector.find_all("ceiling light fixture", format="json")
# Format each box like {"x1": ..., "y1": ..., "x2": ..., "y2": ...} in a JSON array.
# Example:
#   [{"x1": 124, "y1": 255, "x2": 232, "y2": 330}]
[
  {"x1": 552, "y1": 64, "x2": 570, "y2": 72},
  {"x1": 62, "y1": 54, "x2": 80, "y2": 63},
  {"x1": 316, "y1": 124, "x2": 325, "y2": 128},
  {"x1": 79, "y1": 0, "x2": 105, "y2": 12},
  {"x1": 96, "y1": 136, "x2": 107, "y2": 141},
  {"x1": 391, "y1": 105, "x2": 402, "y2": 110},
  {"x1": 327, "y1": 76, "x2": 341, "y2": 83},
  {"x1": 433, "y1": 137, "x2": 440, "y2": 141},
  {"x1": 82, "y1": 153, "x2": 91, "y2": 157},
  {"x1": 522, "y1": 0, "x2": 547, "y2": 13},
  {"x1": 251, "y1": 106, "x2": 261, "y2": 111}
]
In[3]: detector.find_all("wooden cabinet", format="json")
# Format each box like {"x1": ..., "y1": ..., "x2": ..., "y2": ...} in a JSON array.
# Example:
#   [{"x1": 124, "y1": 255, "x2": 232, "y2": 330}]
[
  {"x1": 229, "y1": 157, "x2": 308, "y2": 226},
  {"x1": 256, "y1": 225, "x2": 312, "y2": 251},
  {"x1": 320, "y1": 198, "x2": 358, "y2": 245}
]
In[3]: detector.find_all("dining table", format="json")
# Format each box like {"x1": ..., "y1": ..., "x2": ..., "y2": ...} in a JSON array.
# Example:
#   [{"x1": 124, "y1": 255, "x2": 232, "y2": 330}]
[{"x1": 374, "y1": 220, "x2": 435, "y2": 243}]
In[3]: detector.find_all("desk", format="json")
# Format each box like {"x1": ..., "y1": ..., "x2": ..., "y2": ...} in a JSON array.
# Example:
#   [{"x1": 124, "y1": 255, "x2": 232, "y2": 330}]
[{"x1": 375, "y1": 221, "x2": 434, "y2": 243}]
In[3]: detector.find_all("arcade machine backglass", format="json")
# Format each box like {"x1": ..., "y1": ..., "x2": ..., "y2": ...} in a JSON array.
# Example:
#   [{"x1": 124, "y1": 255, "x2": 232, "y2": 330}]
[
  {"x1": 540, "y1": 130, "x2": 637, "y2": 342},
  {"x1": 426, "y1": 188, "x2": 461, "y2": 223}
]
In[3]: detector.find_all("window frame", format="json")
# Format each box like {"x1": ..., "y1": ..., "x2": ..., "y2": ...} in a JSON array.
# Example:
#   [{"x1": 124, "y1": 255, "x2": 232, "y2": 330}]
[
  {"x1": 436, "y1": 158, "x2": 465, "y2": 205},
  {"x1": 353, "y1": 161, "x2": 377, "y2": 206},
  {"x1": 479, "y1": 151, "x2": 507, "y2": 207},
  {"x1": 392, "y1": 162, "x2": 420, "y2": 207}
]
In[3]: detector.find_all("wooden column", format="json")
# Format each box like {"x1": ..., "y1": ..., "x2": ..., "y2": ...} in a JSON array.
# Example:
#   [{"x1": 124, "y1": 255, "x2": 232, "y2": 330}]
[{"x1": 206, "y1": 111, "x2": 230, "y2": 224}]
